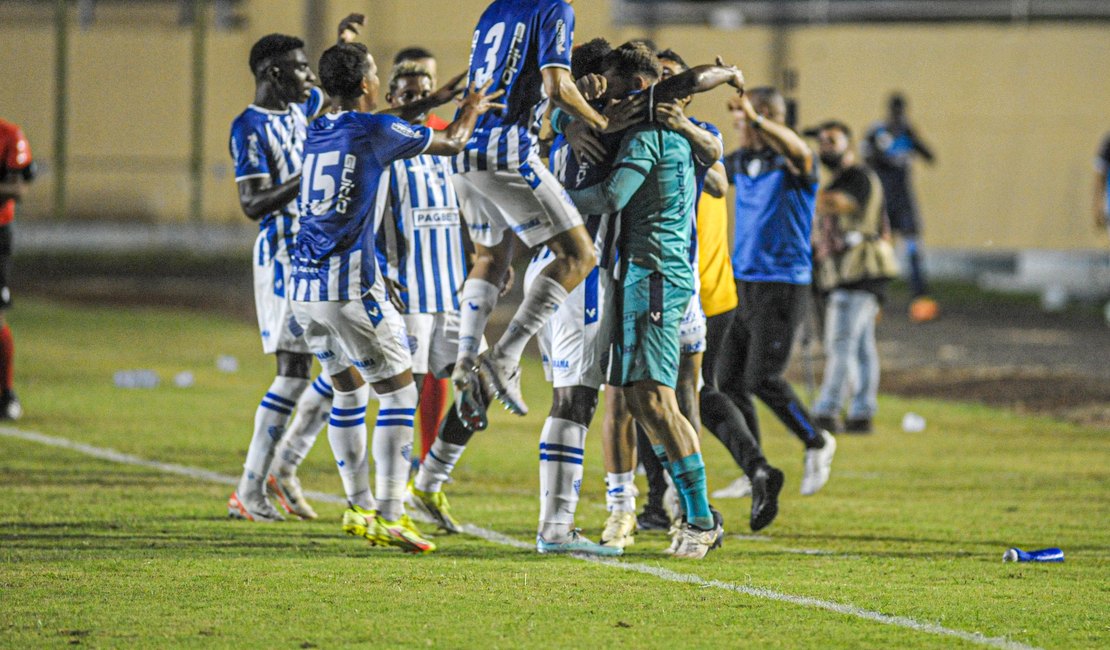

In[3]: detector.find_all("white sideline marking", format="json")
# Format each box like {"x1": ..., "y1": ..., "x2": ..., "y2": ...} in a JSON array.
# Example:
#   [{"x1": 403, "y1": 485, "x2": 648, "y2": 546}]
[{"x1": 0, "y1": 426, "x2": 1040, "y2": 650}]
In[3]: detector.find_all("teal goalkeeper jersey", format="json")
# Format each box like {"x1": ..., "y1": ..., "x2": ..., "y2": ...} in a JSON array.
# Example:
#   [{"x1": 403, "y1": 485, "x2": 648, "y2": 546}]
[{"x1": 567, "y1": 125, "x2": 694, "y2": 290}]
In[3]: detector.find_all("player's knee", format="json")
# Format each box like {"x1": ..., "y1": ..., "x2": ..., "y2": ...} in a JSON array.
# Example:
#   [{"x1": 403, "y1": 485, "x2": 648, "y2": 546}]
[
  {"x1": 549, "y1": 387, "x2": 598, "y2": 426},
  {"x1": 276, "y1": 351, "x2": 313, "y2": 379}
]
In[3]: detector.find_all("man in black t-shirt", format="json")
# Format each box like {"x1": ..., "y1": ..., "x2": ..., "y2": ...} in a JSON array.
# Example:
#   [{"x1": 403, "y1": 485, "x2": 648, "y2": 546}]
[{"x1": 812, "y1": 121, "x2": 898, "y2": 433}]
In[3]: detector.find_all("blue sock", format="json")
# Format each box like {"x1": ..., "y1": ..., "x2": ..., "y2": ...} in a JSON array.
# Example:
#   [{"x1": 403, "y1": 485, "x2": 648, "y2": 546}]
[{"x1": 672, "y1": 453, "x2": 713, "y2": 530}]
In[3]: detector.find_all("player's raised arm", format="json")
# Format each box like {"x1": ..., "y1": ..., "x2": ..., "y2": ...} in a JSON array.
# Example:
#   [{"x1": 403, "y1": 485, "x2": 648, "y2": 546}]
[
  {"x1": 655, "y1": 101, "x2": 723, "y2": 167},
  {"x1": 733, "y1": 92, "x2": 813, "y2": 176},
  {"x1": 236, "y1": 176, "x2": 301, "y2": 221},
  {"x1": 424, "y1": 81, "x2": 505, "y2": 156},
  {"x1": 379, "y1": 71, "x2": 466, "y2": 122},
  {"x1": 654, "y1": 57, "x2": 745, "y2": 105},
  {"x1": 543, "y1": 67, "x2": 608, "y2": 133}
]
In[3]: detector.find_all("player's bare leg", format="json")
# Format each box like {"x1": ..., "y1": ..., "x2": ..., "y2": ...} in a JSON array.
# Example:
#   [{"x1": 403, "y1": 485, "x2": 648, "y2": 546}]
[{"x1": 600, "y1": 385, "x2": 639, "y2": 548}]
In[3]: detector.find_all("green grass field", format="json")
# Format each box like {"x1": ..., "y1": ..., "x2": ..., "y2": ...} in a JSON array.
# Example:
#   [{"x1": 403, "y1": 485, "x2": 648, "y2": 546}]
[{"x1": 1, "y1": 298, "x2": 1107, "y2": 649}]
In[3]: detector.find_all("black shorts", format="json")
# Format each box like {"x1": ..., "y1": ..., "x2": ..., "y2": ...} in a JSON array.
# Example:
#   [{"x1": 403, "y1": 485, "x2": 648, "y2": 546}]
[{"x1": 0, "y1": 224, "x2": 13, "y2": 310}]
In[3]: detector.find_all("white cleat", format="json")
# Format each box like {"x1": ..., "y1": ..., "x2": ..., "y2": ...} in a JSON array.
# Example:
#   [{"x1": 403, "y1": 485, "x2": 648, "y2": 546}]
[
  {"x1": 600, "y1": 510, "x2": 638, "y2": 549},
  {"x1": 451, "y1": 362, "x2": 488, "y2": 432},
  {"x1": 478, "y1": 351, "x2": 528, "y2": 416},
  {"x1": 267, "y1": 473, "x2": 318, "y2": 520},
  {"x1": 671, "y1": 521, "x2": 725, "y2": 559},
  {"x1": 800, "y1": 430, "x2": 837, "y2": 496},
  {"x1": 711, "y1": 475, "x2": 752, "y2": 499},
  {"x1": 227, "y1": 489, "x2": 285, "y2": 522}
]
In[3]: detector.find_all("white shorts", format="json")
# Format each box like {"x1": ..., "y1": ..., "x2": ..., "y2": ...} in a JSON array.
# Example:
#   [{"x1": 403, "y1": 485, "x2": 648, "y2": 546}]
[
  {"x1": 401, "y1": 312, "x2": 486, "y2": 379},
  {"x1": 291, "y1": 282, "x2": 412, "y2": 384},
  {"x1": 525, "y1": 254, "x2": 611, "y2": 390},
  {"x1": 680, "y1": 288, "x2": 707, "y2": 355},
  {"x1": 254, "y1": 233, "x2": 309, "y2": 355},
  {"x1": 450, "y1": 156, "x2": 583, "y2": 249}
]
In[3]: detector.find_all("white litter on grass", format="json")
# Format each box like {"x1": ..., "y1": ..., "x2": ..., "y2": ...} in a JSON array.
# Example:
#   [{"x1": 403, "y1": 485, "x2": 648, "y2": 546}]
[
  {"x1": 901, "y1": 412, "x2": 926, "y2": 433},
  {"x1": 174, "y1": 371, "x2": 195, "y2": 388},
  {"x1": 216, "y1": 355, "x2": 239, "y2": 373},
  {"x1": 0, "y1": 425, "x2": 1042, "y2": 650}
]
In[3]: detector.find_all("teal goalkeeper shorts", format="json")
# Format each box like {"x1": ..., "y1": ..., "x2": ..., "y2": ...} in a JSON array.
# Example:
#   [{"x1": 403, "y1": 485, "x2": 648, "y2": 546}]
[{"x1": 609, "y1": 269, "x2": 690, "y2": 388}]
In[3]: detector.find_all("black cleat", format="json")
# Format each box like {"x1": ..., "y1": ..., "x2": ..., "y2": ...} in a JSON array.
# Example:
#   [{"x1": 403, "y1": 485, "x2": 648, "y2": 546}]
[
  {"x1": 709, "y1": 506, "x2": 725, "y2": 550},
  {"x1": 0, "y1": 389, "x2": 22, "y2": 421},
  {"x1": 844, "y1": 417, "x2": 873, "y2": 434},
  {"x1": 813, "y1": 414, "x2": 843, "y2": 434},
  {"x1": 749, "y1": 465, "x2": 784, "y2": 532},
  {"x1": 636, "y1": 506, "x2": 671, "y2": 531}
]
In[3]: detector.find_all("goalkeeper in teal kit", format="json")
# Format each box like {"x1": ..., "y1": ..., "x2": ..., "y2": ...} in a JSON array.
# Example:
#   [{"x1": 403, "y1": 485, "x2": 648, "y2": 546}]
[{"x1": 566, "y1": 123, "x2": 724, "y2": 559}]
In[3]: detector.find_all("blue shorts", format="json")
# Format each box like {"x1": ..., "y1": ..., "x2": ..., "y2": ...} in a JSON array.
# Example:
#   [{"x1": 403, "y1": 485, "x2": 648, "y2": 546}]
[{"x1": 609, "y1": 270, "x2": 689, "y2": 388}]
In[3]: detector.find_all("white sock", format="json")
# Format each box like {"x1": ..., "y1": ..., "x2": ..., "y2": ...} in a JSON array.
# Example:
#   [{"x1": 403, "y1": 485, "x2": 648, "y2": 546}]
[
  {"x1": 605, "y1": 471, "x2": 637, "y2": 513},
  {"x1": 415, "y1": 439, "x2": 466, "y2": 493},
  {"x1": 456, "y1": 279, "x2": 500, "y2": 365},
  {"x1": 273, "y1": 375, "x2": 332, "y2": 476},
  {"x1": 538, "y1": 417, "x2": 587, "y2": 542},
  {"x1": 496, "y1": 275, "x2": 569, "y2": 363},
  {"x1": 372, "y1": 382, "x2": 418, "y2": 521},
  {"x1": 327, "y1": 384, "x2": 373, "y2": 510},
  {"x1": 238, "y1": 375, "x2": 309, "y2": 497}
]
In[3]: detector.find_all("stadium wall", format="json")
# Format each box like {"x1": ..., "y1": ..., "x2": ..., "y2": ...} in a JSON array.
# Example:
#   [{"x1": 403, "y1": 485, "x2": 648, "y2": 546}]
[{"x1": 0, "y1": 1, "x2": 1107, "y2": 252}]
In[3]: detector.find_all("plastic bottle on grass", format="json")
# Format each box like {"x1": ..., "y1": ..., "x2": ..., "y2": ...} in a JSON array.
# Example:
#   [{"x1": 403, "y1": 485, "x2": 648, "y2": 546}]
[
  {"x1": 114, "y1": 370, "x2": 159, "y2": 389},
  {"x1": 1002, "y1": 547, "x2": 1064, "y2": 563}
]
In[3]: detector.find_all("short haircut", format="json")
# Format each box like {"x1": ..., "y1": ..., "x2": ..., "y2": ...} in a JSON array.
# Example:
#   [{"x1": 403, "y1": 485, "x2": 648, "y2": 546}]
[
  {"x1": 249, "y1": 33, "x2": 304, "y2": 77},
  {"x1": 817, "y1": 120, "x2": 853, "y2": 140},
  {"x1": 748, "y1": 86, "x2": 786, "y2": 114},
  {"x1": 889, "y1": 93, "x2": 906, "y2": 111},
  {"x1": 571, "y1": 37, "x2": 612, "y2": 79},
  {"x1": 319, "y1": 42, "x2": 371, "y2": 100},
  {"x1": 389, "y1": 61, "x2": 432, "y2": 92},
  {"x1": 394, "y1": 46, "x2": 434, "y2": 64},
  {"x1": 602, "y1": 41, "x2": 662, "y2": 82},
  {"x1": 656, "y1": 48, "x2": 688, "y2": 72}
]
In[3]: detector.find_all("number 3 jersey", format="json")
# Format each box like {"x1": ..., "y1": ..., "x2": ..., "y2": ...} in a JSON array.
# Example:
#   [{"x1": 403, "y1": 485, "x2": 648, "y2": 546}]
[
  {"x1": 291, "y1": 111, "x2": 432, "y2": 302},
  {"x1": 375, "y1": 155, "x2": 468, "y2": 314}
]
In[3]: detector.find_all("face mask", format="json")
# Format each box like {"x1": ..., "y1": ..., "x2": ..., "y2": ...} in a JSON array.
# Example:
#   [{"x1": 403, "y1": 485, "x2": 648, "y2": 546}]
[{"x1": 820, "y1": 152, "x2": 844, "y2": 168}]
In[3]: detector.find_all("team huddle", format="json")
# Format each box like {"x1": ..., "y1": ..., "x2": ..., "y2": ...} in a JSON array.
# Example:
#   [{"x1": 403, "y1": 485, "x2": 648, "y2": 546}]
[{"x1": 225, "y1": 0, "x2": 847, "y2": 561}]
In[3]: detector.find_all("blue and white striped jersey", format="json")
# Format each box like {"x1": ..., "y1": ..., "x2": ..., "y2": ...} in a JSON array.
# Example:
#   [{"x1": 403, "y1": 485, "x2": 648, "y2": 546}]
[
  {"x1": 454, "y1": 0, "x2": 574, "y2": 173},
  {"x1": 229, "y1": 87, "x2": 324, "y2": 260},
  {"x1": 375, "y1": 154, "x2": 467, "y2": 314},
  {"x1": 290, "y1": 111, "x2": 433, "y2": 302}
]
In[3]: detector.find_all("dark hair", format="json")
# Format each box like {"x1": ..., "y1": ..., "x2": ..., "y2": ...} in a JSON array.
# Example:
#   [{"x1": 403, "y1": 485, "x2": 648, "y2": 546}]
[
  {"x1": 394, "y1": 46, "x2": 434, "y2": 64},
  {"x1": 656, "y1": 48, "x2": 688, "y2": 72},
  {"x1": 815, "y1": 120, "x2": 853, "y2": 139},
  {"x1": 602, "y1": 42, "x2": 662, "y2": 82},
  {"x1": 249, "y1": 33, "x2": 305, "y2": 77},
  {"x1": 319, "y1": 42, "x2": 371, "y2": 100},
  {"x1": 571, "y1": 38, "x2": 612, "y2": 79},
  {"x1": 748, "y1": 86, "x2": 785, "y2": 112},
  {"x1": 889, "y1": 92, "x2": 906, "y2": 110}
]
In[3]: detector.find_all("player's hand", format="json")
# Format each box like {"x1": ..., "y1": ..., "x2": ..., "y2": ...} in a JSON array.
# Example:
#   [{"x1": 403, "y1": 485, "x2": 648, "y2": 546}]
[
  {"x1": 654, "y1": 101, "x2": 688, "y2": 132},
  {"x1": 337, "y1": 13, "x2": 365, "y2": 43},
  {"x1": 499, "y1": 265, "x2": 515, "y2": 298},
  {"x1": 716, "y1": 56, "x2": 745, "y2": 94},
  {"x1": 429, "y1": 71, "x2": 469, "y2": 107},
  {"x1": 565, "y1": 119, "x2": 606, "y2": 165},
  {"x1": 384, "y1": 278, "x2": 407, "y2": 312},
  {"x1": 458, "y1": 79, "x2": 507, "y2": 115},
  {"x1": 601, "y1": 94, "x2": 646, "y2": 134},
  {"x1": 576, "y1": 74, "x2": 607, "y2": 102}
]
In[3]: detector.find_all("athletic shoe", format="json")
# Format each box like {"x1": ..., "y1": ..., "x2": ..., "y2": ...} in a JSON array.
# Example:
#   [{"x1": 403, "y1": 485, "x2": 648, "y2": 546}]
[
  {"x1": 227, "y1": 490, "x2": 285, "y2": 522},
  {"x1": 341, "y1": 504, "x2": 377, "y2": 540},
  {"x1": 813, "y1": 414, "x2": 844, "y2": 434},
  {"x1": 451, "y1": 363, "x2": 488, "y2": 432},
  {"x1": 800, "y1": 430, "x2": 837, "y2": 496},
  {"x1": 373, "y1": 514, "x2": 437, "y2": 554},
  {"x1": 600, "y1": 510, "x2": 637, "y2": 549},
  {"x1": 536, "y1": 529, "x2": 623, "y2": 556},
  {"x1": 663, "y1": 482, "x2": 683, "y2": 521},
  {"x1": 844, "y1": 417, "x2": 873, "y2": 434},
  {"x1": 749, "y1": 465, "x2": 784, "y2": 532},
  {"x1": 0, "y1": 390, "x2": 22, "y2": 420},
  {"x1": 671, "y1": 520, "x2": 725, "y2": 559},
  {"x1": 637, "y1": 506, "x2": 671, "y2": 531},
  {"x1": 710, "y1": 476, "x2": 752, "y2": 499},
  {"x1": 266, "y1": 473, "x2": 318, "y2": 520},
  {"x1": 478, "y1": 351, "x2": 528, "y2": 416},
  {"x1": 404, "y1": 480, "x2": 462, "y2": 534}
]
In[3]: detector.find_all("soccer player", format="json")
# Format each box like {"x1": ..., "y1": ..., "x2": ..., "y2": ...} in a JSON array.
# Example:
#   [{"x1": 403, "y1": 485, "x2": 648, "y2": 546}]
[
  {"x1": 1097, "y1": 132, "x2": 1110, "y2": 236},
  {"x1": 863, "y1": 93, "x2": 937, "y2": 321},
  {"x1": 448, "y1": 0, "x2": 615, "y2": 430},
  {"x1": 566, "y1": 115, "x2": 725, "y2": 560},
  {"x1": 226, "y1": 33, "x2": 335, "y2": 522},
  {"x1": 721, "y1": 89, "x2": 837, "y2": 497},
  {"x1": 393, "y1": 47, "x2": 449, "y2": 132},
  {"x1": 375, "y1": 60, "x2": 490, "y2": 534},
  {"x1": 289, "y1": 42, "x2": 501, "y2": 552},
  {"x1": 0, "y1": 118, "x2": 35, "y2": 420}
]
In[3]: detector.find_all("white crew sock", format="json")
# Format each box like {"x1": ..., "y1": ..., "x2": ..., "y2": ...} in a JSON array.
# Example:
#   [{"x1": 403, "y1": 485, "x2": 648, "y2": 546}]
[
  {"x1": 327, "y1": 383, "x2": 373, "y2": 510},
  {"x1": 456, "y1": 279, "x2": 500, "y2": 365},
  {"x1": 605, "y1": 471, "x2": 638, "y2": 513},
  {"x1": 238, "y1": 375, "x2": 309, "y2": 497},
  {"x1": 415, "y1": 439, "x2": 467, "y2": 493},
  {"x1": 496, "y1": 275, "x2": 569, "y2": 363},
  {"x1": 273, "y1": 375, "x2": 333, "y2": 476},
  {"x1": 372, "y1": 382, "x2": 418, "y2": 521},
  {"x1": 538, "y1": 417, "x2": 587, "y2": 542}
]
